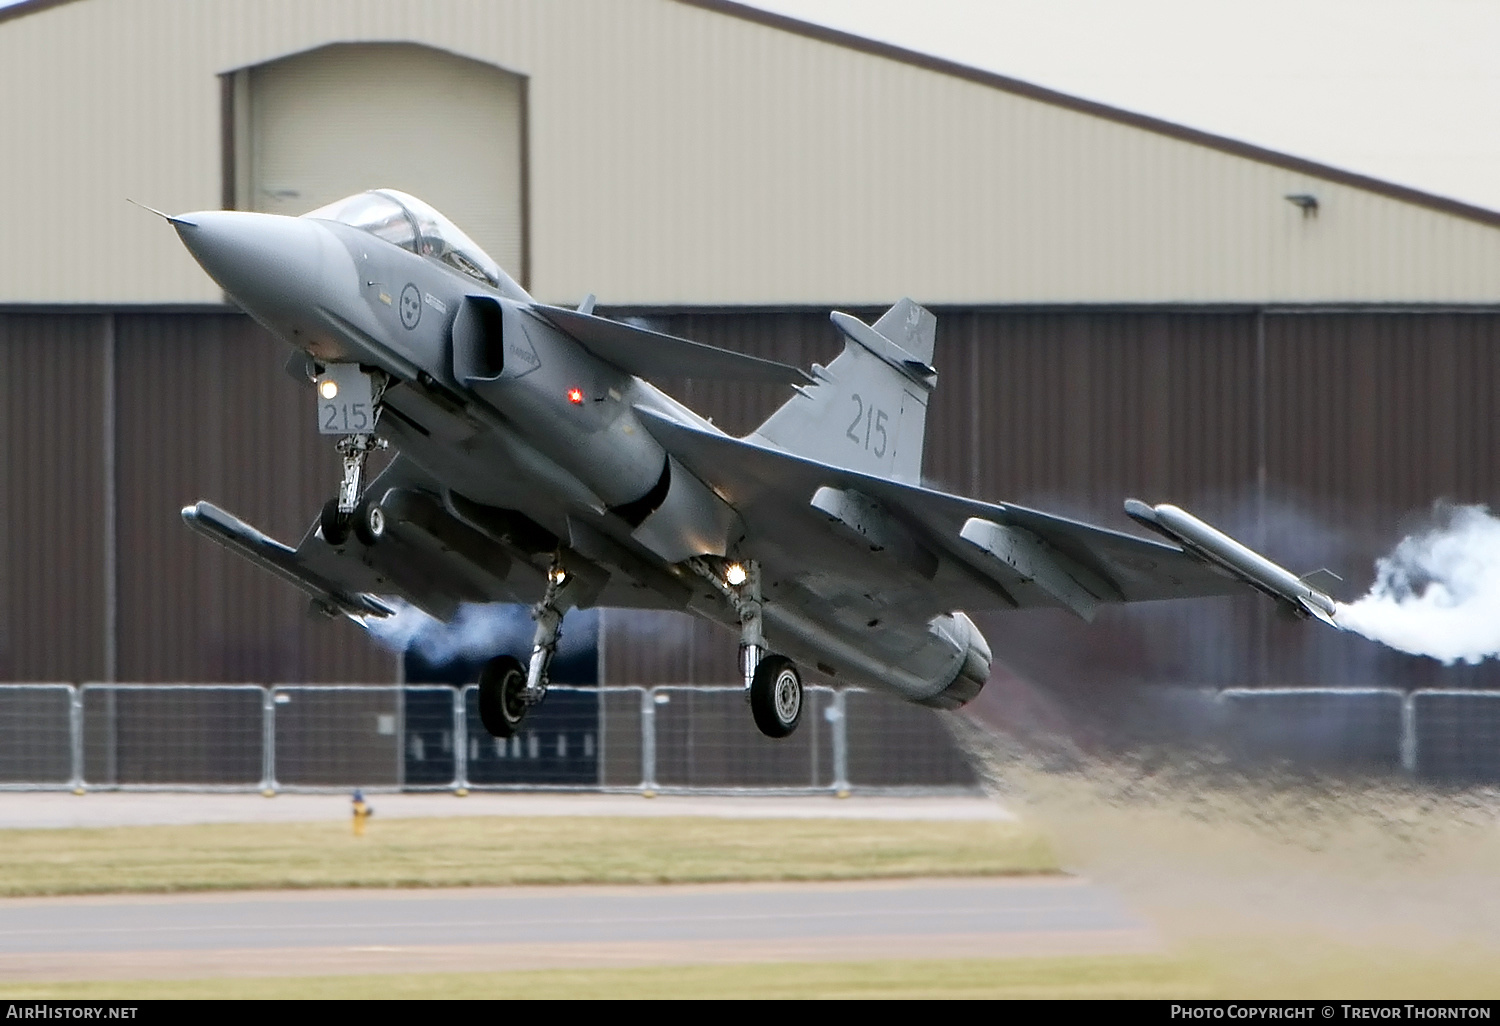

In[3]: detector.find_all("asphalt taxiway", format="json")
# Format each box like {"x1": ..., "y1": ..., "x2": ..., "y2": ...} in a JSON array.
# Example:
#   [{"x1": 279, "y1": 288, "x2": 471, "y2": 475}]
[
  {"x1": 0, "y1": 878, "x2": 1156, "y2": 981},
  {"x1": 0, "y1": 793, "x2": 1154, "y2": 982}
]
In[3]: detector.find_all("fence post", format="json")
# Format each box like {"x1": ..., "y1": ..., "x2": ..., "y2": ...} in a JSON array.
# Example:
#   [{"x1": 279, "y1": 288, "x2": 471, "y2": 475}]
[
  {"x1": 1400, "y1": 691, "x2": 1417, "y2": 776},
  {"x1": 596, "y1": 687, "x2": 608, "y2": 789},
  {"x1": 640, "y1": 688, "x2": 658, "y2": 796},
  {"x1": 395, "y1": 684, "x2": 406, "y2": 791},
  {"x1": 260, "y1": 687, "x2": 277, "y2": 795},
  {"x1": 829, "y1": 689, "x2": 850, "y2": 797},
  {"x1": 103, "y1": 685, "x2": 117, "y2": 787},
  {"x1": 68, "y1": 685, "x2": 85, "y2": 793},
  {"x1": 452, "y1": 686, "x2": 469, "y2": 794}
]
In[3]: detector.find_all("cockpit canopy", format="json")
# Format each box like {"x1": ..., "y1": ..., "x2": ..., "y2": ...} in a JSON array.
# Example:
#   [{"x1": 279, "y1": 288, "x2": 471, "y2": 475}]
[{"x1": 304, "y1": 189, "x2": 511, "y2": 292}]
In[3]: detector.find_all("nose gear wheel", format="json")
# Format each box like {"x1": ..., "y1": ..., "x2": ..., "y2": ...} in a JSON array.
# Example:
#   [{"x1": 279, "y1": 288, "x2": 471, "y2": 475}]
[
  {"x1": 352, "y1": 499, "x2": 385, "y2": 546},
  {"x1": 319, "y1": 498, "x2": 350, "y2": 545}
]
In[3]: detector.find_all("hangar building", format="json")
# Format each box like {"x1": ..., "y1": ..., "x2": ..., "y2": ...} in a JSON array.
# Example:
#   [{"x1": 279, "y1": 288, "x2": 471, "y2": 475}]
[{"x1": 2, "y1": 0, "x2": 1498, "y2": 704}]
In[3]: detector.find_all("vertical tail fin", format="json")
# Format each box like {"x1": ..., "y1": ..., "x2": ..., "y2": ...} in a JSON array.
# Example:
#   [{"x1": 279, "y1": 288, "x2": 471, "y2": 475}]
[{"x1": 749, "y1": 299, "x2": 936, "y2": 484}]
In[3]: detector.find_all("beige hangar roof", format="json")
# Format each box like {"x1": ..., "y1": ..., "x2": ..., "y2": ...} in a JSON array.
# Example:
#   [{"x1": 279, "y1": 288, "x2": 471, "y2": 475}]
[{"x1": 4, "y1": 0, "x2": 1500, "y2": 307}]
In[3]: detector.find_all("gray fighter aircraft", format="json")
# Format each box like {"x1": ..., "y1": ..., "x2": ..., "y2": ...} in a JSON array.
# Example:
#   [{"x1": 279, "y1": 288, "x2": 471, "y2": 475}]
[{"x1": 165, "y1": 189, "x2": 1341, "y2": 740}]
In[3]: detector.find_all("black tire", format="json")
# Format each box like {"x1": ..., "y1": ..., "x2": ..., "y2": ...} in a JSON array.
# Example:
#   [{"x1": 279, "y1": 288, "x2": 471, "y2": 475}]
[
  {"x1": 750, "y1": 654, "x2": 802, "y2": 739},
  {"x1": 478, "y1": 654, "x2": 528, "y2": 739},
  {"x1": 319, "y1": 498, "x2": 349, "y2": 545},
  {"x1": 352, "y1": 499, "x2": 385, "y2": 547}
]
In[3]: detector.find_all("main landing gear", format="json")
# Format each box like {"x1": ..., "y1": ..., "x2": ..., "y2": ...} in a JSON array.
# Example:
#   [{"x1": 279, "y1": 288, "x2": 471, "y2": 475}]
[
  {"x1": 689, "y1": 557, "x2": 804, "y2": 739},
  {"x1": 476, "y1": 654, "x2": 527, "y2": 739},
  {"x1": 478, "y1": 559, "x2": 574, "y2": 739},
  {"x1": 749, "y1": 653, "x2": 803, "y2": 739}
]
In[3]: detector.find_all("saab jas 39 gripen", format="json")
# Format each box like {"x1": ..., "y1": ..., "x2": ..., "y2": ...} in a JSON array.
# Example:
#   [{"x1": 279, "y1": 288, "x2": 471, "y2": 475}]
[{"x1": 163, "y1": 190, "x2": 1341, "y2": 740}]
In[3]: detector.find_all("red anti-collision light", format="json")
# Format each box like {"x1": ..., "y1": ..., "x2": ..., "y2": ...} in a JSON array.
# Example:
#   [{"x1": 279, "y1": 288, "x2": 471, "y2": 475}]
[{"x1": 567, "y1": 388, "x2": 585, "y2": 405}]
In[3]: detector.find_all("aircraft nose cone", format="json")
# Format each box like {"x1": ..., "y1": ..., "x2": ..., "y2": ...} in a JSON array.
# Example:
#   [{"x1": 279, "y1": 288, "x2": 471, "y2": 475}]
[{"x1": 173, "y1": 210, "x2": 332, "y2": 316}]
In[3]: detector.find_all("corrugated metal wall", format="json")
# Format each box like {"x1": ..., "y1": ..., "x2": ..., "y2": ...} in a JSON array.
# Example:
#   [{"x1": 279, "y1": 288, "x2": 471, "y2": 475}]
[
  {"x1": 1261, "y1": 313, "x2": 1500, "y2": 691},
  {"x1": 0, "y1": 311, "x2": 394, "y2": 684},
  {"x1": 0, "y1": 314, "x2": 106, "y2": 681},
  {"x1": 113, "y1": 313, "x2": 395, "y2": 683},
  {"x1": 3, "y1": 306, "x2": 1498, "y2": 691}
]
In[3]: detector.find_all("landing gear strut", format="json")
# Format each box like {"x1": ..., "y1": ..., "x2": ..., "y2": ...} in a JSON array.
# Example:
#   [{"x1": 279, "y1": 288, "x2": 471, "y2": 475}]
[
  {"x1": 477, "y1": 558, "x2": 575, "y2": 740},
  {"x1": 317, "y1": 370, "x2": 388, "y2": 546},
  {"x1": 725, "y1": 559, "x2": 766, "y2": 696},
  {"x1": 525, "y1": 560, "x2": 574, "y2": 701},
  {"x1": 321, "y1": 434, "x2": 389, "y2": 545},
  {"x1": 688, "y1": 557, "x2": 804, "y2": 739}
]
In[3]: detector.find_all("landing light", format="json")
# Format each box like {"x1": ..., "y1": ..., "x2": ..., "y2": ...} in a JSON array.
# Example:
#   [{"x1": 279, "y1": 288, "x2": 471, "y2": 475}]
[
  {"x1": 549, "y1": 567, "x2": 569, "y2": 586},
  {"x1": 567, "y1": 387, "x2": 585, "y2": 405},
  {"x1": 318, "y1": 379, "x2": 339, "y2": 400},
  {"x1": 725, "y1": 563, "x2": 748, "y2": 586}
]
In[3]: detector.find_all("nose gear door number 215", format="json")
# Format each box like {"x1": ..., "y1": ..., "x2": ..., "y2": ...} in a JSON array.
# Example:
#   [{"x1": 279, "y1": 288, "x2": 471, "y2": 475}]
[{"x1": 315, "y1": 364, "x2": 377, "y2": 436}]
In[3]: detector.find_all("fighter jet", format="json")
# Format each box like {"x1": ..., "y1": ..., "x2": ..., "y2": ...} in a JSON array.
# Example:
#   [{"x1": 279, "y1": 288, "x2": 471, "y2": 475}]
[{"x1": 166, "y1": 189, "x2": 1341, "y2": 740}]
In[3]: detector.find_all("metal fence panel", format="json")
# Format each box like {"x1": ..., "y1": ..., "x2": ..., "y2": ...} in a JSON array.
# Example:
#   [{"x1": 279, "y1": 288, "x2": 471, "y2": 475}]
[
  {"x1": 272, "y1": 685, "x2": 399, "y2": 788},
  {"x1": 401, "y1": 686, "x2": 458, "y2": 789},
  {"x1": 0, "y1": 684, "x2": 73, "y2": 786},
  {"x1": 462, "y1": 686, "x2": 600, "y2": 787},
  {"x1": 601, "y1": 686, "x2": 645, "y2": 788},
  {"x1": 81, "y1": 684, "x2": 262, "y2": 787},
  {"x1": 35, "y1": 683, "x2": 1500, "y2": 789},
  {"x1": 843, "y1": 689, "x2": 980, "y2": 788},
  {"x1": 651, "y1": 685, "x2": 833, "y2": 790},
  {"x1": 1219, "y1": 688, "x2": 1406, "y2": 772},
  {"x1": 1413, "y1": 691, "x2": 1500, "y2": 783}
]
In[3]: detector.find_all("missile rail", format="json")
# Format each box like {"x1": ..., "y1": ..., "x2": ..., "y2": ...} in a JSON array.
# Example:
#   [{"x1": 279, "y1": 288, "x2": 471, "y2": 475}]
[{"x1": 182, "y1": 500, "x2": 394, "y2": 621}]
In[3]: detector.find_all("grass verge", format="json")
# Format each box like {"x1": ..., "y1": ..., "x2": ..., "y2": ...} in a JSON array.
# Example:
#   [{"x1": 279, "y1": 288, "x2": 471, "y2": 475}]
[
  {"x1": 5, "y1": 939, "x2": 1497, "y2": 999},
  {"x1": 0, "y1": 815, "x2": 1056, "y2": 897},
  {"x1": 0, "y1": 956, "x2": 1201, "y2": 1000}
]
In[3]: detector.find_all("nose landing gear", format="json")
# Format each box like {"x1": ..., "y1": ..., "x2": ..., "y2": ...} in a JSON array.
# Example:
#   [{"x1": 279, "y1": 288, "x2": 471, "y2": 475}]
[
  {"x1": 320, "y1": 433, "x2": 390, "y2": 545},
  {"x1": 313, "y1": 366, "x2": 389, "y2": 547}
]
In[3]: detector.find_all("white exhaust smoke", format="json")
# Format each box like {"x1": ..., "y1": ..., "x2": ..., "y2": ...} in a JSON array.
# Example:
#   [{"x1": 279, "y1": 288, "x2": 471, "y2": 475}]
[
  {"x1": 1334, "y1": 504, "x2": 1500, "y2": 665},
  {"x1": 363, "y1": 600, "x2": 597, "y2": 665}
]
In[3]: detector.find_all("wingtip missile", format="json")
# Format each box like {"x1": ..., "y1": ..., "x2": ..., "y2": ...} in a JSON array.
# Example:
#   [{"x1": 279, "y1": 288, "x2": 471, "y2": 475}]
[
  {"x1": 182, "y1": 500, "x2": 394, "y2": 620},
  {"x1": 1124, "y1": 498, "x2": 1342, "y2": 628}
]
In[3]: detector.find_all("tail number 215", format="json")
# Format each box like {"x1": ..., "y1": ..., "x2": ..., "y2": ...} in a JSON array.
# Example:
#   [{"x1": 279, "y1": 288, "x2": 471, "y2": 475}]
[{"x1": 845, "y1": 393, "x2": 889, "y2": 458}]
